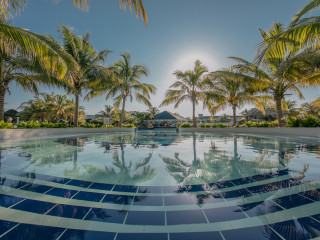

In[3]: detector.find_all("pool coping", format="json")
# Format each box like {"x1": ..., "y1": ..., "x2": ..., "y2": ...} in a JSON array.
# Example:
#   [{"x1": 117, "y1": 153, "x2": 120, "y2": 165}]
[
  {"x1": 0, "y1": 128, "x2": 136, "y2": 140},
  {"x1": 179, "y1": 127, "x2": 320, "y2": 138}
]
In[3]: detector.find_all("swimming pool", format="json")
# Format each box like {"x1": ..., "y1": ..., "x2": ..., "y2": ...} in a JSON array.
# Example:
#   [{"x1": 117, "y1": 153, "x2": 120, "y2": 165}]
[{"x1": 0, "y1": 129, "x2": 319, "y2": 239}]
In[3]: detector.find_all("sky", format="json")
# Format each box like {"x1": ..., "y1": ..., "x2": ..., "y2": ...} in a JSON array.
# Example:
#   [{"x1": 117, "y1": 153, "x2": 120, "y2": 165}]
[{"x1": 6, "y1": 0, "x2": 319, "y2": 117}]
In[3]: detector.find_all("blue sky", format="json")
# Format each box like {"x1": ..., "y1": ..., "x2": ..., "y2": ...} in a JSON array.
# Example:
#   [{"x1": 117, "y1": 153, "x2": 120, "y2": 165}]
[{"x1": 7, "y1": 0, "x2": 319, "y2": 117}]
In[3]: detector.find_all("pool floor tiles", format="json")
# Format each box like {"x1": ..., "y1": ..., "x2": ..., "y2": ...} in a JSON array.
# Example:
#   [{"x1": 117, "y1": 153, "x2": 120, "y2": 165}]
[
  {"x1": 163, "y1": 195, "x2": 194, "y2": 205},
  {"x1": 125, "y1": 211, "x2": 165, "y2": 225},
  {"x1": 0, "y1": 194, "x2": 24, "y2": 208},
  {"x1": 72, "y1": 191, "x2": 105, "y2": 202},
  {"x1": 116, "y1": 233, "x2": 168, "y2": 240},
  {"x1": 46, "y1": 204, "x2": 90, "y2": 219},
  {"x1": 46, "y1": 188, "x2": 78, "y2": 199},
  {"x1": 166, "y1": 209, "x2": 207, "y2": 225},
  {"x1": 238, "y1": 200, "x2": 284, "y2": 217},
  {"x1": 11, "y1": 199, "x2": 55, "y2": 214},
  {"x1": 101, "y1": 194, "x2": 134, "y2": 205},
  {"x1": 112, "y1": 185, "x2": 138, "y2": 193},
  {"x1": 89, "y1": 183, "x2": 114, "y2": 191},
  {"x1": 269, "y1": 217, "x2": 320, "y2": 239},
  {"x1": 84, "y1": 208, "x2": 127, "y2": 224},
  {"x1": 221, "y1": 225, "x2": 282, "y2": 240},
  {"x1": 137, "y1": 186, "x2": 162, "y2": 194},
  {"x1": 59, "y1": 229, "x2": 116, "y2": 240},
  {"x1": 0, "y1": 223, "x2": 64, "y2": 240},
  {"x1": 132, "y1": 195, "x2": 163, "y2": 206},
  {"x1": 0, "y1": 220, "x2": 17, "y2": 236},
  {"x1": 20, "y1": 183, "x2": 53, "y2": 194},
  {"x1": 67, "y1": 180, "x2": 92, "y2": 188},
  {"x1": 203, "y1": 205, "x2": 247, "y2": 222}
]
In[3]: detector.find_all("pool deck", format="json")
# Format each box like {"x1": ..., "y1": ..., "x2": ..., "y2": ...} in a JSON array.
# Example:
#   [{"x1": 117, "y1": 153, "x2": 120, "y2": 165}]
[
  {"x1": 180, "y1": 127, "x2": 320, "y2": 138},
  {"x1": 0, "y1": 128, "x2": 135, "y2": 140},
  {"x1": 1, "y1": 127, "x2": 320, "y2": 140}
]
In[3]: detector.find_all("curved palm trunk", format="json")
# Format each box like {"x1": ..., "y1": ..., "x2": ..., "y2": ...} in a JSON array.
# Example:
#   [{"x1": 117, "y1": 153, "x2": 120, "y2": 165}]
[
  {"x1": 74, "y1": 94, "x2": 79, "y2": 127},
  {"x1": 232, "y1": 106, "x2": 237, "y2": 126},
  {"x1": 119, "y1": 97, "x2": 126, "y2": 128},
  {"x1": 274, "y1": 96, "x2": 284, "y2": 127}
]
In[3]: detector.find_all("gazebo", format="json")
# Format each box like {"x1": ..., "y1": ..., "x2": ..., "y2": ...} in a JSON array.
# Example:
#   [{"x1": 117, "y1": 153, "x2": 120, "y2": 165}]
[{"x1": 149, "y1": 111, "x2": 188, "y2": 128}]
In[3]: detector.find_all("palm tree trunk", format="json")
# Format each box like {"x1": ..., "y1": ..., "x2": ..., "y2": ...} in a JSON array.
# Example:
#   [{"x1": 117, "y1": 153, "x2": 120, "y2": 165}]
[
  {"x1": 74, "y1": 94, "x2": 79, "y2": 127},
  {"x1": 274, "y1": 95, "x2": 284, "y2": 127},
  {"x1": 0, "y1": 88, "x2": 5, "y2": 121},
  {"x1": 192, "y1": 97, "x2": 196, "y2": 128},
  {"x1": 0, "y1": 56, "x2": 4, "y2": 122},
  {"x1": 232, "y1": 105, "x2": 237, "y2": 126},
  {"x1": 119, "y1": 96, "x2": 126, "y2": 128}
]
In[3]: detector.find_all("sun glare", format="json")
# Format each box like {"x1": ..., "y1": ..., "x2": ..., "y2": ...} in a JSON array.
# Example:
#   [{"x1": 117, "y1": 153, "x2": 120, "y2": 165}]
[{"x1": 171, "y1": 50, "x2": 219, "y2": 72}]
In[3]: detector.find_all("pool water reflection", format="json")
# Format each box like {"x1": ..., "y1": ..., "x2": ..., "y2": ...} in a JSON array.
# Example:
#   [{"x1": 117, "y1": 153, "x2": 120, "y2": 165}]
[{"x1": 0, "y1": 130, "x2": 319, "y2": 239}]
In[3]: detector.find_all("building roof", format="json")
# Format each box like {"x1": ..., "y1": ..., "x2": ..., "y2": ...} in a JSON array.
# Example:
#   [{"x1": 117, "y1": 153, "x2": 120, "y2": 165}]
[{"x1": 152, "y1": 111, "x2": 188, "y2": 121}]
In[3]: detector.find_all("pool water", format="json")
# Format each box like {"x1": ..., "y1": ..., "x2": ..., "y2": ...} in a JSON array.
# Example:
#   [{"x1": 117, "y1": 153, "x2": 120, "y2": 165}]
[{"x1": 0, "y1": 129, "x2": 320, "y2": 239}]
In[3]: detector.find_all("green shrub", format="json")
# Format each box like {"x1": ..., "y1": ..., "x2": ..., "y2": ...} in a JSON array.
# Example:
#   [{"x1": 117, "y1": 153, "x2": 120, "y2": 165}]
[
  {"x1": 241, "y1": 120, "x2": 279, "y2": 128},
  {"x1": 90, "y1": 119, "x2": 103, "y2": 125},
  {"x1": 16, "y1": 121, "x2": 71, "y2": 128},
  {"x1": 0, "y1": 121, "x2": 13, "y2": 129},
  {"x1": 79, "y1": 123, "x2": 102, "y2": 128},
  {"x1": 180, "y1": 123, "x2": 193, "y2": 128},
  {"x1": 287, "y1": 116, "x2": 320, "y2": 127},
  {"x1": 199, "y1": 123, "x2": 211, "y2": 128},
  {"x1": 121, "y1": 123, "x2": 135, "y2": 128}
]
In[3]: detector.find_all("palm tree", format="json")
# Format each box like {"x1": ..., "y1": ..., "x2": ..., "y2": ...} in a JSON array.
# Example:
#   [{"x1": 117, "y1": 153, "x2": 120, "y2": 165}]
[
  {"x1": 205, "y1": 68, "x2": 263, "y2": 126},
  {"x1": 160, "y1": 60, "x2": 209, "y2": 127},
  {"x1": 147, "y1": 106, "x2": 160, "y2": 118},
  {"x1": 88, "y1": 52, "x2": 155, "y2": 127},
  {"x1": 228, "y1": 24, "x2": 320, "y2": 126},
  {"x1": 59, "y1": 25, "x2": 110, "y2": 127},
  {"x1": 97, "y1": 105, "x2": 114, "y2": 118},
  {"x1": 300, "y1": 101, "x2": 320, "y2": 117}
]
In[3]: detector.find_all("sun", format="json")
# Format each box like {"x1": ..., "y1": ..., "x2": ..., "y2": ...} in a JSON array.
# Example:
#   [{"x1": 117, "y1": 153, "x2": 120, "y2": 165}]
[{"x1": 170, "y1": 50, "x2": 219, "y2": 72}]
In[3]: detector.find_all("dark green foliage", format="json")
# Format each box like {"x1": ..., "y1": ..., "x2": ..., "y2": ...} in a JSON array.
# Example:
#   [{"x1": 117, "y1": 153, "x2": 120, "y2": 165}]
[
  {"x1": 286, "y1": 116, "x2": 320, "y2": 127},
  {"x1": 180, "y1": 123, "x2": 193, "y2": 128}
]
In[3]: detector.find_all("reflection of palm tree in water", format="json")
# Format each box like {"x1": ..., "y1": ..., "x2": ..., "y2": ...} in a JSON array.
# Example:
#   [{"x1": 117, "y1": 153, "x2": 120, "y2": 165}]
[{"x1": 65, "y1": 143, "x2": 156, "y2": 186}]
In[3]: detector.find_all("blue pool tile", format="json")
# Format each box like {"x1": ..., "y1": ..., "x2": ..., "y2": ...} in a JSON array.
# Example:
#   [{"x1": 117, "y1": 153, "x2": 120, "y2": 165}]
[
  {"x1": 72, "y1": 191, "x2": 105, "y2": 202},
  {"x1": 162, "y1": 186, "x2": 181, "y2": 193},
  {"x1": 59, "y1": 229, "x2": 115, "y2": 240},
  {"x1": 270, "y1": 217, "x2": 320, "y2": 239},
  {"x1": 231, "y1": 177, "x2": 255, "y2": 186},
  {"x1": 12, "y1": 199, "x2": 55, "y2": 214},
  {"x1": 210, "y1": 181, "x2": 234, "y2": 189},
  {"x1": 166, "y1": 209, "x2": 207, "y2": 225},
  {"x1": 20, "y1": 183, "x2": 53, "y2": 193},
  {"x1": 102, "y1": 194, "x2": 134, "y2": 205},
  {"x1": 185, "y1": 184, "x2": 206, "y2": 192},
  {"x1": 299, "y1": 188, "x2": 320, "y2": 201},
  {"x1": 0, "y1": 194, "x2": 24, "y2": 208},
  {"x1": 89, "y1": 182, "x2": 114, "y2": 191},
  {"x1": 112, "y1": 185, "x2": 138, "y2": 193},
  {"x1": 238, "y1": 200, "x2": 283, "y2": 217},
  {"x1": 272, "y1": 193, "x2": 313, "y2": 209},
  {"x1": 0, "y1": 220, "x2": 18, "y2": 235},
  {"x1": 1, "y1": 223, "x2": 65, "y2": 240},
  {"x1": 84, "y1": 208, "x2": 127, "y2": 223},
  {"x1": 133, "y1": 195, "x2": 163, "y2": 206},
  {"x1": 221, "y1": 188, "x2": 252, "y2": 200},
  {"x1": 250, "y1": 173, "x2": 274, "y2": 181},
  {"x1": 67, "y1": 179, "x2": 92, "y2": 188},
  {"x1": 0, "y1": 178, "x2": 28, "y2": 188},
  {"x1": 46, "y1": 188, "x2": 78, "y2": 198},
  {"x1": 116, "y1": 233, "x2": 168, "y2": 240},
  {"x1": 196, "y1": 193, "x2": 225, "y2": 205},
  {"x1": 170, "y1": 231, "x2": 223, "y2": 240},
  {"x1": 222, "y1": 225, "x2": 281, "y2": 240},
  {"x1": 125, "y1": 211, "x2": 165, "y2": 225},
  {"x1": 46, "y1": 204, "x2": 90, "y2": 219},
  {"x1": 48, "y1": 176, "x2": 72, "y2": 184},
  {"x1": 164, "y1": 195, "x2": 194, "y2": 205},
  {"x1": 246, "y1": 182, "x2": 278, "y2": 194},
  {"x1": 138, "y1": 186, "x2": 162, "y2": 193},
  {"x1": 204, "y1": 205, "x2": 247, "y2": 222}
]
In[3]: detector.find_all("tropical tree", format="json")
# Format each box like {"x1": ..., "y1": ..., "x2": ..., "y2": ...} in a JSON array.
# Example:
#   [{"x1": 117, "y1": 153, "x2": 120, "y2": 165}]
[
  {"x1": 300, "y1": 100, "x2": 320, "y2": 117},
  {"x1": 227, "y1": 24, "x2": 320, "y2": 126},
  {"x1": 147, "y1": 106, "x2": 160, "y2": 118},
  {"x1": 59, "y1": 25, "x2": 110, "y2": 126},
  {"x1": 97, "y1": 105, "x2": 114, "y2": 118},
  {"x1": 205, "y1": 68, "x2": 264, "y2": 126},
  {"x1": 88, "y1": 52, "x2": 155, "y2": 127},
  {"x1": 160, "y1": 60, "x2": 209, "y2": 127}
]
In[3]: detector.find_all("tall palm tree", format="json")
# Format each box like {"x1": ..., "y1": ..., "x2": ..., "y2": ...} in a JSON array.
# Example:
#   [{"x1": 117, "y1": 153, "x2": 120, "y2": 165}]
[
  {"x1": 205, "y1": 68, "x2": 263, "y2": 126},
  {"x1": 160, "y1": 60, "x2": 209, "y2": 127},
  {"x1": 230, "y1": 24, "x2": 320, "y2": 126},
  {"x1": 88, "y1": 52, "x2": 155, "y2": 127},
  {"x1": 59, "y1": 25, "x2": 110, "y2": 126},
  {"x1": 147, "y1": 106, "x2": 160, "y2": 118},
  {"x1": 97, "y1": 105, "x2": 114, "y2": 118}
]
